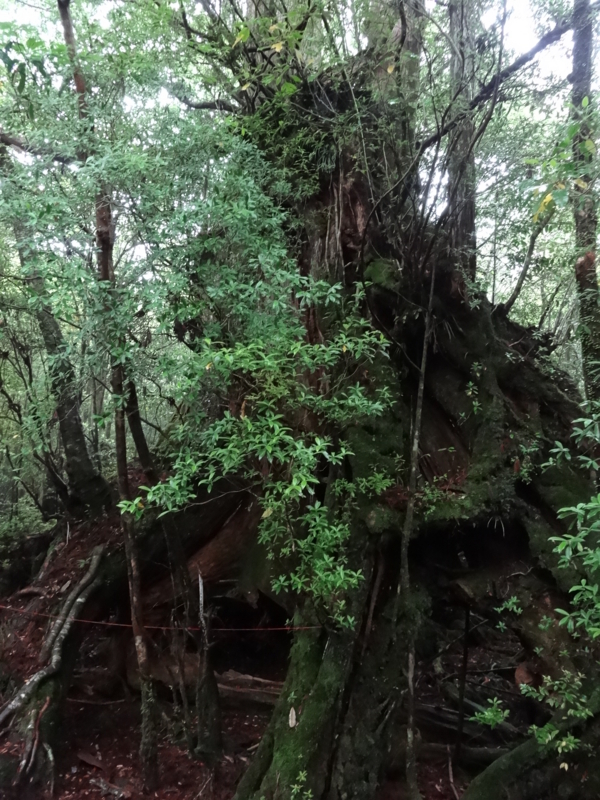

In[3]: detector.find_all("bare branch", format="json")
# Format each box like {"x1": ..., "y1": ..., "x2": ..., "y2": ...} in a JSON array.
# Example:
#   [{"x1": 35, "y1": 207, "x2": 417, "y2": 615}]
[
  {"x1": 177, "y1": 96, "x2": 239, "y2": 113},
  {"x1": 360, "y1": 7, "x2": 591, "y2": 251},
  {"x1": 498, "y1": 209, "x2": 556, "y2": 316},
  {"x1": 0, "y1": 131, "x2": 72, "y2": 165},
  {"x1": 420, "y1": 6, "x2": 600, "y2": 153}
]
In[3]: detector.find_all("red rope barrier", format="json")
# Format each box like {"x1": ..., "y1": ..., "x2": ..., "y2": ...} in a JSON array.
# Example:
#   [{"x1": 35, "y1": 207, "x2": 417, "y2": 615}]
[{"x1": 0, "y1": 603, "x2": 319, "y2": 633}]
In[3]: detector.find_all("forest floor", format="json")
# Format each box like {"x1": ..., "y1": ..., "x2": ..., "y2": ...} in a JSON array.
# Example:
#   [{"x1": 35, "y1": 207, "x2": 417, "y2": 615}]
[
  {"x1": 0, "y1": 479, "x2": 537, "y2": 800},
  {"x1": 0, "y1": 692, "x2": 468, "y2": 800},
  {"x1": 0, "y1": 695, "x2": 468, "y2": 800},
  {"x1": 0, "y1": 592, "x2": 516, "y2": 800}
]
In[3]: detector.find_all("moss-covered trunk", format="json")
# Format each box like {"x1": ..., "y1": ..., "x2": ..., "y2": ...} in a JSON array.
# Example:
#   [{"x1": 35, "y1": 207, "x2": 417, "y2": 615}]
[
  {"x1": 232, "y1": 266, "x2": 596, "y2": 799},
  {"x1": 234, "y1": 584, "x2": 420, "y2": 800}
]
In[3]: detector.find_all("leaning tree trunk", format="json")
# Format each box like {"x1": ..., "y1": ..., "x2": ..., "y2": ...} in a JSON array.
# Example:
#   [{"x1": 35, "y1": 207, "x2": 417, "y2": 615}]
[
  {"x1": 0, "y1": 150, "x2": 111, "y2": 516},
  {"x1": 29, "y1": 289, "x2": 111, "y2": 514}
]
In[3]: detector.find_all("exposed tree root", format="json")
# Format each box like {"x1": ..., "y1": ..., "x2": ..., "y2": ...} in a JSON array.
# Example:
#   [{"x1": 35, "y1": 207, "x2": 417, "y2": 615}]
[
  {"x1": 0, "y1": 545, "x2": 104, "y2": 728},
  {"x1": 39, "y1": 545, "x2": 105, "y2": 664}
]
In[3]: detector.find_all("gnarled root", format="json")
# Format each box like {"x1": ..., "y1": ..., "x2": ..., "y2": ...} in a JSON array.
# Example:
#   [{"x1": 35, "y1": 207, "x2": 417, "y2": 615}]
[
  {"x1": 0, "y1": 546, "x2": 104, "y2": 794},
  {"x1": 0, "y1": 545, "x2": 104, "y2": 728}
]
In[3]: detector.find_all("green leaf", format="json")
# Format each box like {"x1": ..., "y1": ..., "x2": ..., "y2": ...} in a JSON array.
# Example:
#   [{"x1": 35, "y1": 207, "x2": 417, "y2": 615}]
[
  {"x1": 553, "y1": 188, "x2": 569, "y2": 208},
  {"x1": 233, "y1": 25, "x2": 250, "y2": 46}
]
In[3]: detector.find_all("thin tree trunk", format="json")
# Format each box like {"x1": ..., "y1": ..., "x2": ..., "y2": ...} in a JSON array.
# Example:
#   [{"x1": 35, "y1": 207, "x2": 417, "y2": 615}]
[
  {"x1": 113, "y1": 364, "x2": 159, "y2": 789},
  {"x1": 448, "y1": 0, "x2": 477, "y2": 280},
  {"x1": 56, "y1": 0, "x2": 159, "y2": 786},
  {"x1": 34, "y1": 290, "x2": 111, "y2": 512},
  {"x1": 11, "y1": 226, "x2": 110, "y2": 513},
  {"x1": 0, "y1": 142, "x2": 110, "y2": 515},
  {"x1": 572, "y1": 0, "x2": 600, "y2": 400},
  {"x1": 125, "y1": 380, "x2": 156, "y2": 482}
]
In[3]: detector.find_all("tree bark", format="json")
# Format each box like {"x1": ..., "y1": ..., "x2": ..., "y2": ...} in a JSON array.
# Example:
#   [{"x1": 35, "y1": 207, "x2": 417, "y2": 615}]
[
  {"x1": 572, "y1": 0, "x2": 600, "y2": 400},
  {"x1": 447, "y1": 0, "x2": 477, "y2": 280},
  {"x1": 125, "y1": 379, "x2": 156, "y2": 482},
  {"x1": 14, "y1": 229, "x2": 110, "y2": 514}
]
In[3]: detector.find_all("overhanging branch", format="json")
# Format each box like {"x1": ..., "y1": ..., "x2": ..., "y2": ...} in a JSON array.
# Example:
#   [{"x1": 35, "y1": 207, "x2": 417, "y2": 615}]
[
  {"x1": 177, "y1": 96, "x2": 239, "y2": 113},
  {"x1": 0, "y1": 131, "x2": 72, "y2": 165},
  {"x1": 360, "y1": 5, "x2": 597, "y2": 247},
  {"x1": 420, "y1": 5, "x2": 600, "y2": 152},
  {"x1": 497, "y1": 209, "x2": 556, "y2": 316}
]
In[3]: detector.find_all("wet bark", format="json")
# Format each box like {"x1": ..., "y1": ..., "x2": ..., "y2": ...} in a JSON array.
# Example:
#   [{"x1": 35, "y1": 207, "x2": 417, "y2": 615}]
[{"x1": 233, "y1": 581, "x2": 416, "y2": 800}]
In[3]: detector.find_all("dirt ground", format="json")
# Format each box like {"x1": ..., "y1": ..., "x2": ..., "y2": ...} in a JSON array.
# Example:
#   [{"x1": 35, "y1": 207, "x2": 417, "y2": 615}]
[{"x1": 0, "y1": 480, "x2": 533, "y2": 800}]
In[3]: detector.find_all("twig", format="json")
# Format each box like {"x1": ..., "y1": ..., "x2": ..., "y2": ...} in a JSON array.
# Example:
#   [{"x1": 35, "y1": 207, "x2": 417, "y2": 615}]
[
  {"x1": 13, "y1": 709, "x2": 36, "y2": 785},
  {"x1": 194, "y1": 772, "x2": 214, "y2": 799},
  {"x1": 454, "y1": 606, "x2": 470, "y2": 762},
  {"x1": 177, "y1": 95, "x2": 239, "y2": 113},
  {"x1": 25, "y1": 695, "x2": 50, "y2": 777},
  {"x1": 13, "y1": 587, "x2": 48, "y2": 599},
  {"x1": 498, "y1": 210, "x2": 556, "y2": 315},
  {"x1": 66, "y1": 697, "x2": 126, "y2": 705},
  {"x1": 90, "y1": 776, "x2": 129, "y2": 798},
  {"x1": 447, "y1": 745, "x2": 460, "y2": 800},
  {"x1": 44, "y1": 742, "x2": 55, "y2": 796},
  {"x1": 361, "y1": 553, "x2": 384, "y2": 656}
]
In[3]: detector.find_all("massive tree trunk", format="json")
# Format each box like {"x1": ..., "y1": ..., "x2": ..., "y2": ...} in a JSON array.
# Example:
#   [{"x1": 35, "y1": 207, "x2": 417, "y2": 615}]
[
  {"x1": 211, "y1": 7, "x2": 596, "y2": 796},
  {"x1": 226, "y1": 79, "x2": 591, "y2": 800}
]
